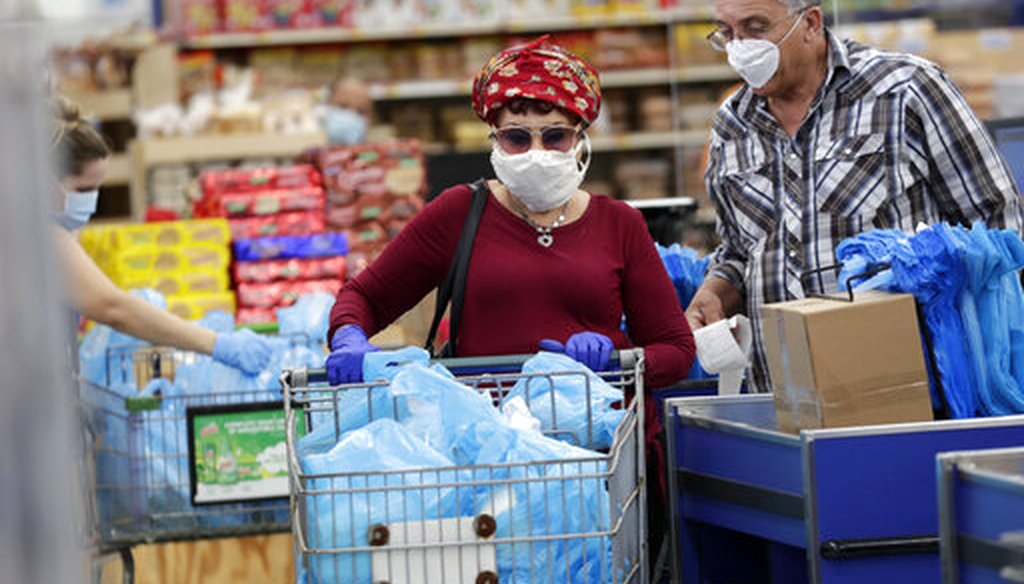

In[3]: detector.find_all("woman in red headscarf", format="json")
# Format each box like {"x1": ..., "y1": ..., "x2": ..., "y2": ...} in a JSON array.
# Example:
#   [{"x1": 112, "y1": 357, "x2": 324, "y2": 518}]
[
  {"x1": 327, "y1": 35, "x2": 694, "y2": 388},
  {"x1": 326, "y1": 37, "x2": 695, "y2": 556}
]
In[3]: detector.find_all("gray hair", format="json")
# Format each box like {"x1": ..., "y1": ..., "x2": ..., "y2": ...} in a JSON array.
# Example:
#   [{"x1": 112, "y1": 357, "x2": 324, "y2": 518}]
[{"x1": 778, "y1": 0, "x2": 821, "y2": 13}]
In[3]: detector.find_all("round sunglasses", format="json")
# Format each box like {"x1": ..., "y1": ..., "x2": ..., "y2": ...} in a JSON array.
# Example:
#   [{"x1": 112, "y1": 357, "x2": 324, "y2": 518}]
[{"x1": 490, "y1": 124, "x2": 581, "y2": 155}]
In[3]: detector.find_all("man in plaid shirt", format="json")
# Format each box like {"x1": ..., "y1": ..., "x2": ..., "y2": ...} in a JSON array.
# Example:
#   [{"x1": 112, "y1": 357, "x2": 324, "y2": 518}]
[{"x1": 687, "y1": 0, "x2": 1024, "y2": 392}]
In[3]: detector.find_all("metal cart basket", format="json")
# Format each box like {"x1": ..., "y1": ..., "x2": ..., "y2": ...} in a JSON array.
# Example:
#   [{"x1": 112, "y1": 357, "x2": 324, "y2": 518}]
[
  {"x1": 79, "y1": 339, "x2": 307, "y2": 582},
  {"x1": 281, "y1": 349, "x2": 648, "y2": 584}
]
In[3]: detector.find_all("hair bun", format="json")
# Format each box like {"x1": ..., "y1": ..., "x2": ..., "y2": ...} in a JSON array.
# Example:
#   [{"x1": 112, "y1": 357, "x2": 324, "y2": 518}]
[{"x1": 53, "y1": 95, "x2": 82, "y2": 125}]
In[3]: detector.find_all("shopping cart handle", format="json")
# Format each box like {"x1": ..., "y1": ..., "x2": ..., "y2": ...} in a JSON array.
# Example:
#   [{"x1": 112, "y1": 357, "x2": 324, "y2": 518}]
[{"x1": 288, "y1": 348, "x2": 641, "y2": 386}]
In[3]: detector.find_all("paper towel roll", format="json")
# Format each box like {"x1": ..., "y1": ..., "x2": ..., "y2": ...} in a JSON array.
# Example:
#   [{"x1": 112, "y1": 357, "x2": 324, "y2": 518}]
[{"x1": 693, "y1": 315, "x2": 753, "y2": 395}]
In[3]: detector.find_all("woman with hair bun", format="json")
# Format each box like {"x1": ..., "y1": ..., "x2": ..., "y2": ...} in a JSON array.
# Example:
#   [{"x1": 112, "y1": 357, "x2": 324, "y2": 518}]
[{"x1": 51, "y1": 96, "x2": 272, "y2": 374}]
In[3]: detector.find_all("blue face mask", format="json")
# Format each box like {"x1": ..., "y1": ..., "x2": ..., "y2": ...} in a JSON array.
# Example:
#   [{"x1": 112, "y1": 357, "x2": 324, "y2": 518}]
[
  {"x1": 324, "y1": 106, "x2": 368, "y2": 145},
  {"x1": 55, "y1": 189, "x2": 99, "y2": 231}
]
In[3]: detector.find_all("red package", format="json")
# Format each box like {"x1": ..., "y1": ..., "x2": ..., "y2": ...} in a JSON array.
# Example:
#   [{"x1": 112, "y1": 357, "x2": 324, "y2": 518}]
[
  {"x1": 234, "y1": 256, "x2": 347, "y2": 283},
  {"x1": 237, "y1": 278, "x2": 343, "y2": 308},
  {"x1": 236, "y1": 307, "x2": 278, "y2": 325},
  {"x1": 322, "y1": 165, "x2": 386, "y2": 205},
  {"x1": 325, "y1": 199, "x2": 390, "y2": 229},
  {"x1": 216, "y1": 187, "x2": 325, "y2": 217},
  {"x1": 387, "y1": 195, "x2": 424, "y2": 221},
  {"x1": 200, "y1": 165, "x2": 321, "y2": 197},
  {"x1": 342, "y1": 222, "x2": 388, "y2": 253},
  {"x1": 228, "y1": 211, "x2": 325, "y2": 239}
]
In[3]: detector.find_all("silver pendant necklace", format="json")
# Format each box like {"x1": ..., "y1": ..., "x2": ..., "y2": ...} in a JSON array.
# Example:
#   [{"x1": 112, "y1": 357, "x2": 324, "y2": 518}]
[{"x1": 522, "y1": 200, "x2": 571, "y2": 248}]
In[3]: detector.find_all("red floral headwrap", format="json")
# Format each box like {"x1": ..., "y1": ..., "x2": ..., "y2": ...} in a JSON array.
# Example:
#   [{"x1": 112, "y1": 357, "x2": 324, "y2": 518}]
[{"x1": 472, "y1": 35, "x2": 602, "y2": 127}]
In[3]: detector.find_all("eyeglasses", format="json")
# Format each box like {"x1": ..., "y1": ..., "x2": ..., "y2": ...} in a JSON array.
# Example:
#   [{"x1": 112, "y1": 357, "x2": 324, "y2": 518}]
[
  {"x1": 706, "y1": 8, "x2": 807, "y2": 52},
  {"x1": 490, "y1": 124, "x2": 580, "y2": 154}
]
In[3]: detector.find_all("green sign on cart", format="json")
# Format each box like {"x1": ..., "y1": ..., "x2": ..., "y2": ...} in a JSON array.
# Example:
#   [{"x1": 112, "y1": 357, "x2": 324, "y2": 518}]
[{"x1": 187, "y1": 402, "x2": 306, "y2": 505}]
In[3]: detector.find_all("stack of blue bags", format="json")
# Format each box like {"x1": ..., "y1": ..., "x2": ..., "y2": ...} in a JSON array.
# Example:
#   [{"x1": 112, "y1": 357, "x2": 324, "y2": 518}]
[
  {"x1": 296, "y1": 349, "x2": 630, "y2": 584},
  {"x1": 836, "y1": 223, "x2": 1024, "y2": 418},
  {"x1": 80, "y1": 291, "x2": 334, "y2": 535}
]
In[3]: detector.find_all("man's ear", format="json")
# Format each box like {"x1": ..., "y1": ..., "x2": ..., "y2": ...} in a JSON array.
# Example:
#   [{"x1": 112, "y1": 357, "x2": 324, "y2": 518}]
[{"x1": 803, "y1": 7, "x2": 825, "y2": 39}]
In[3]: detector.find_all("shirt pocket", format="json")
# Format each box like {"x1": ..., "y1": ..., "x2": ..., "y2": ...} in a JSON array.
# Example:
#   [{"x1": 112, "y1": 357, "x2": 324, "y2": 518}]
[
  {"x1": 813, "y1": 132, "x2": 890, "y2": 218},
  {"x1": 714, "y1": 140, "x2": 778, "y2": 248}
]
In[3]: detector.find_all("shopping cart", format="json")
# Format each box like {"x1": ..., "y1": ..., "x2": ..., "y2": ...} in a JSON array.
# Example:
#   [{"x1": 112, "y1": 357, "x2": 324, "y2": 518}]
[
  {"x1": 281, "y1": 349, "x2": 648, "y2": 584},
  {"x1": 79, "y1": 335, "x2": 314, "y2": 583}
]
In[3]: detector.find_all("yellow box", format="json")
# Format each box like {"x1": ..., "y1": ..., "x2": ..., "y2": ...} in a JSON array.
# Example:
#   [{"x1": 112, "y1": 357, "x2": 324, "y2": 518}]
[
  {"x1": 117, "y1": 270, "x2": 230, "y2": 297},
  {"x1": 571, "y1": 0, "x2": 609, "y2": 17},
  {"x1": 181, "y1": 219, "x2": 231, "y2": 247},
  {"x1": 110, "y1": 244, "x2": 231, "y2": 280},
  {"x1": 167, "y1": 292, "x2": 237, "y2": 320}
]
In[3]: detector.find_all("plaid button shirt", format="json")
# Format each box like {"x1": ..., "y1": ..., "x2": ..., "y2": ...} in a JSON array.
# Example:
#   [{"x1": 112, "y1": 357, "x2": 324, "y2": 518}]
[{"x1": 705, "y1": 31, "x2": 1024, "y2": 392}]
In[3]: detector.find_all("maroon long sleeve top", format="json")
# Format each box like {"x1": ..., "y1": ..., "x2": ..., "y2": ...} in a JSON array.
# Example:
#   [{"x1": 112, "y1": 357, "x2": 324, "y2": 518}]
[{"x1": 328, "y1": 184, "x2": 695, "y2": 389}]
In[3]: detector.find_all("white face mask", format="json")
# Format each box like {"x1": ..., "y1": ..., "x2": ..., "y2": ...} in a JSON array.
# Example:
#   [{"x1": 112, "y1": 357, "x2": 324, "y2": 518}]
[
  {"x1": 490, "y1": 134, "x2": 591, "y2": 213},
  {"x1": 725, "y1": 10, "x2": 805, "y2": 89}
]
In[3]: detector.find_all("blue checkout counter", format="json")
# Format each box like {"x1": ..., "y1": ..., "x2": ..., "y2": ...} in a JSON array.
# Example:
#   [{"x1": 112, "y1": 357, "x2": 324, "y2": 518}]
[
  {"x1": 665, "y1": 395, "x2": 1024, "y2": 583},
  {"x1": 938, "y1": 448, "x2": 1024, "y2": 583}
]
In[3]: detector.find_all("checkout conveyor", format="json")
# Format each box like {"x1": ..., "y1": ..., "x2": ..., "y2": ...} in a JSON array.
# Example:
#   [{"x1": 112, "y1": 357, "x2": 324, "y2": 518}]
[{"x1": 665, "y1": 395, "x2": 1024, "y2": 583}]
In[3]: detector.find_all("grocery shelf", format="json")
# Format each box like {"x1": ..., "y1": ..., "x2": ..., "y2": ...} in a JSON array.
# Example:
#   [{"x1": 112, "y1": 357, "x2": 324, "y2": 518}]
[
  {"x1": 179, "y1": 6, "x2": 715, "y2": 50},
  {"x1": 589, "y1": 130, "x2": 708, "y2": 151},
  {"x1": 601, "y1": 64, "x2": 736, "y2": 88},
  {"x1": 369, "y1": 79, "x2": 473, "y2": 101},
  {"x1": 104, "y1": 153, "x2": 131, "y2": 186},
  {"x1": 65, "y1": 88, "x2": 133, "y2": 121},
  {"x1": 368, "y1": 65, "x2": 735, "y2": 101},
  {"x1": 132, "y1": 132, "x2": 327, "y2": 166}
]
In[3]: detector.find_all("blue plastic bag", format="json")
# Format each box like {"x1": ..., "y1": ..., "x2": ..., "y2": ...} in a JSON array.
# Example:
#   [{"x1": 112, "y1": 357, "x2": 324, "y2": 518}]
[
  {"x1": 501, "y1": 352, "x2": 625, "y2": 451},
  {"x1": 277, "y1": 292, "x2": 335, "y2": 348},
  {"x1": 469, "y1": 421, "x2": 614, "y2": 583},
  {"x1": 300, "y1": 419, "x2": 463, "y2": 584},
  {"x1": 363, "y1": 346, "x2": 431, "y2": 382}
]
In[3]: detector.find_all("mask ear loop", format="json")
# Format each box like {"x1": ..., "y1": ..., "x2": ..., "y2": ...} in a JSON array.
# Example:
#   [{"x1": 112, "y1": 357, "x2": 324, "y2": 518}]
[{"x1": 575, "y1": 132, "x2": 592, "y2": 177}]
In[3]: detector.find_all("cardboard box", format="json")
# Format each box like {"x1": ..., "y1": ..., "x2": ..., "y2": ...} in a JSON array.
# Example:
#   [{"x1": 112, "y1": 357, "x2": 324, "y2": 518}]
[{"x1": 761, "y1": 291, "x2": 933, "y2": 434}]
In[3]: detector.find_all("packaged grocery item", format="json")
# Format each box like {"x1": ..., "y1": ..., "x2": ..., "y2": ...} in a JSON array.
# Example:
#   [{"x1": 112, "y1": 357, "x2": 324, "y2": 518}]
[
  {"x1": 228, "y1": 211, "x2": 326, "y2": 239},
  {"x1": 233, "y1": 256, "x2": 347, "y2": 284},
  {"x1": 237, "y1": 279, "x2": 343, "y2": 308},
  {"x1": 233, "y1": 233, "x2": 349, "y2": 262},
  {"x1": 236, "y1": 307, "x2": 279, "y2": 325},
  {"x1": 223, "y1": 0, "x2": 272, "y2": 32},
  {"x1": 199, "y1": 165, "x2": 322, "y2": 197},
  {"x1": 180, "y1": 0, "x2": 221, "y2": 36},
  {"x1": 216, "y1": 187, "x2": 326, "y2": 217},
  {"x1": 110, "y1": 244, "x2": 231, "y2": 280},
  {"x1": 167, "y1": 292, "x2": 238, "y2": 320},
  {"x1": 121, "y1": 270, "x2": 230, "y2": 298}
]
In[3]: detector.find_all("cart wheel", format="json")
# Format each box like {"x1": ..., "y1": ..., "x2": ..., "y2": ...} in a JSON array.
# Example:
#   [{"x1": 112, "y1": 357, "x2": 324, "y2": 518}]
[
  {"x1": 476, "y1": 570, "x2": 499, "y2": 584},
  {"x1": 473, "y1": 514, "x2": 496, "y2": 538},
  {"x1": 367, "y1": 523, "x2": 390, "y2": 547}
]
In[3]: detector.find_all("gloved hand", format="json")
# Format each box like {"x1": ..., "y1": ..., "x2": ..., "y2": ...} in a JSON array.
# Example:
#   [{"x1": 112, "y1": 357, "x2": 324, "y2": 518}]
[
  {"x1": 326, "y1": 324, "x2": 379, "y2": 385},
  {"x1": 539, "y1": 331, "x2": 614, "y2": 372},
  {"x1": 212, "y1": 329, "x2": 273, "y2": 375}
]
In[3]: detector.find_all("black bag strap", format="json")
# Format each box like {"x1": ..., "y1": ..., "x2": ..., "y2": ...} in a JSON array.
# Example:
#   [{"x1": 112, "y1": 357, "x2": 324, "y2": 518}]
[{"x1": 425, "y1": 178, "x2": 489, "y2": 357}]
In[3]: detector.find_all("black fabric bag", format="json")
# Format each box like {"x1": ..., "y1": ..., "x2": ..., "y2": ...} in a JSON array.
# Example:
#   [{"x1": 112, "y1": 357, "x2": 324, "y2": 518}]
[{"x1": 424, "y1": 179, "x2": 489, "y2": 358}]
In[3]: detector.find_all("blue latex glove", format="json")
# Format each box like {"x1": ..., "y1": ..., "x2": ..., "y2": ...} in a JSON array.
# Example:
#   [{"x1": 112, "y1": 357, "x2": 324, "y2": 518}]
[
  {"x1": 326, "y1": 324, "x2": 379, "y2": 385},
  {"x1": 539, "y1": 332, "x2": 613, "y2": 372},
  {"x1": 212, "y1": 329, "x2": 272, "y2": 375}
]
